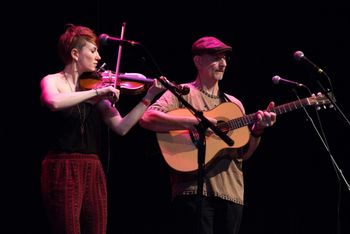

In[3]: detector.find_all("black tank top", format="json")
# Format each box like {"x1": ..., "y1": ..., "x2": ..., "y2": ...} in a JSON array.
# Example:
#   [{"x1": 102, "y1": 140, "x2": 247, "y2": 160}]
[{"x1": 46, "y1": 102, "x2": 102, "y2": 154}]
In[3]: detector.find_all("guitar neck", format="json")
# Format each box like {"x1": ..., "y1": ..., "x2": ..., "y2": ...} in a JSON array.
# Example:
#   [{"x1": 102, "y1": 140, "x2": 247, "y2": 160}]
[{"x1": 226, "y1": 97, "x2": 313, "y2": 130}]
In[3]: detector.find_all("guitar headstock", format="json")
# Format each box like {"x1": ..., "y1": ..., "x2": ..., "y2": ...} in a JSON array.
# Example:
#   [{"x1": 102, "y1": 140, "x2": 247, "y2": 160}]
[{"x1": 308, "y1": 92, "x2": 333, "y2": 110}]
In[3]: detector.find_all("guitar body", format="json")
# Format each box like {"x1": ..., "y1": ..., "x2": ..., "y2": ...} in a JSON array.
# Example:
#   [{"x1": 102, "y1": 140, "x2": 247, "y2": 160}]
[{"x1": 156, "y1": 102, "x2": 250, "y2": 172}]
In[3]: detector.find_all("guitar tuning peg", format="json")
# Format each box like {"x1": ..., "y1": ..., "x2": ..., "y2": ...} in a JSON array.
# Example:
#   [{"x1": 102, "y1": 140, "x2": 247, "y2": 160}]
[{"x1": 316, "y1": 106, "x2": 321, "y2": 111}]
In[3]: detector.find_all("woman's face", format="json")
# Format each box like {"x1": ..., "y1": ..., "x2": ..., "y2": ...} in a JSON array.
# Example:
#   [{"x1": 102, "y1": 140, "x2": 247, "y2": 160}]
[{"x1": 75, "y1": 41, "x2": 101, "y2": 73}]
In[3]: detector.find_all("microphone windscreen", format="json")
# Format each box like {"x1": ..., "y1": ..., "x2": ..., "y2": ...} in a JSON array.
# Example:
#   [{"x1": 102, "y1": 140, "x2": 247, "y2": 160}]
[
  {"x1": 272, "y1": 75, "x2": 281, "y2": 84},
  {"x1": 181, "y1": 86, "x2": 190, "y2": 95},
  {"x1": 98, "y1": 34, "x2": 109, "y2": 45},
  {"x1": 294, "y1": 51, "x2": 304, "y2": 61}
]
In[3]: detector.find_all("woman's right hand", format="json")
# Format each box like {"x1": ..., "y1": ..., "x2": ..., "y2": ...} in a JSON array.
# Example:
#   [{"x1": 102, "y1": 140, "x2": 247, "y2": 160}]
[{"x1": 93, "y1": 86, "x2": 120, "y2": 103}]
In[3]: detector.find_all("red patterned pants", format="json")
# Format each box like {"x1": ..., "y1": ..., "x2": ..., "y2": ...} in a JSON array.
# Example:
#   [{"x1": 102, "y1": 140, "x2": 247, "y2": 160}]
[{"x1": 41, "y1": 152, "x2": 107, "y2": 234}]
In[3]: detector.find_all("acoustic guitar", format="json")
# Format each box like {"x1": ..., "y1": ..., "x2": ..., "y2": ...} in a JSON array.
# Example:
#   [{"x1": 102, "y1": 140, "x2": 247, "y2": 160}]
[{"x1": 156, "y1": 94, "x2": 330, "y2": 172}]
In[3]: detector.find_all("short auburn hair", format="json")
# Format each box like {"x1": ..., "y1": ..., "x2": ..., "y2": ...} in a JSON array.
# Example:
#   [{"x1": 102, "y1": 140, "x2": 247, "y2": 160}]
[{"x1": 58, "y1": 23, "x2": 98, "y2": 64}]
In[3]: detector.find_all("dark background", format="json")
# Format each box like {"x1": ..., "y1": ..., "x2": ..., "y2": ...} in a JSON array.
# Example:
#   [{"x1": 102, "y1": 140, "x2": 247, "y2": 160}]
[{"x1": 4, "y1": 1, "x2": 350, "y2": 233}]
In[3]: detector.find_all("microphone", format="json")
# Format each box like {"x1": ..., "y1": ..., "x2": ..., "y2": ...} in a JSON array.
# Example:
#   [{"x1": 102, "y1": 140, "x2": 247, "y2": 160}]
[
  {"x1": 158, "y1": 77, "x2": 190, "y2": 95},
  {"x1": 293, "y1": 51, "x2": 326, "y2": 75},
  {"x1": 272, "y1": 75, "x2": 306, "y2": 87},
  {"x1": 98, "y1": 33, "x2": 140, "y2": 46},
  {"x1": 177, "y1": 85, "x2": 190, "y2": 95},
  {"x1": 168, "y1": 81, "x2": 190, "y2": 95}
]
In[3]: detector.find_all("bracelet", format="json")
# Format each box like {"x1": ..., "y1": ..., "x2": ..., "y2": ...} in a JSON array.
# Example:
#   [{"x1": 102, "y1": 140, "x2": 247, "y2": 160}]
[
  {"x1": 94, "y1": 88, "x2": 99, "y2": 96},
  {"x1": 141, "y1": 98, "x2": 150, "y2": 107}
]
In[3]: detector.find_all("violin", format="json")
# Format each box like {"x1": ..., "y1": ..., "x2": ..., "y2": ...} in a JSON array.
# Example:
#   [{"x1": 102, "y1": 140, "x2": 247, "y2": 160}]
[{"x1": 79, "y1": 70, "x2": 154, "y2": 95}]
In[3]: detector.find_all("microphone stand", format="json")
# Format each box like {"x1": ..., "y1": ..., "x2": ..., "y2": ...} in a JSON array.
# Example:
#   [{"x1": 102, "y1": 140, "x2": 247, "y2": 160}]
[
  {"x1": 292, "y1": 88, "x2": 349, "y2": 234},
  {"x1": 155, "y1": 77, "x2": 234, "y2": 234},
  {"x1": 295, "y1": 51, "x2": 349, "y2": 126}
]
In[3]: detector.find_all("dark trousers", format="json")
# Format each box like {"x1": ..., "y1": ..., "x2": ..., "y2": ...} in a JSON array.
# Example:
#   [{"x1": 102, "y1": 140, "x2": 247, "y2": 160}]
[
  {"x1": 41, "y1": 152, "x2": 108, "y2": 234},
  {"x1": 170, "y1": 195, "x2": 243, "y2": 234}
]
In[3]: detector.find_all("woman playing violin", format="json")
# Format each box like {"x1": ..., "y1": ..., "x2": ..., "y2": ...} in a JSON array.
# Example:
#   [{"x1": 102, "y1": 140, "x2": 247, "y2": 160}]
[{"x1": 40, "y1": 23, "x2": 164, "y2": 234}]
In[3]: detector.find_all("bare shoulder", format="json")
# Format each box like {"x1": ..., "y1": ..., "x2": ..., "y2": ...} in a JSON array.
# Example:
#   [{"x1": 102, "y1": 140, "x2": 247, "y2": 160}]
[
  {"x1": 41, "y1": 73, "x2": 61, "y2": 84},
  {"x1": 40, "y1": 72, "x2": 66, "y2": 91}
]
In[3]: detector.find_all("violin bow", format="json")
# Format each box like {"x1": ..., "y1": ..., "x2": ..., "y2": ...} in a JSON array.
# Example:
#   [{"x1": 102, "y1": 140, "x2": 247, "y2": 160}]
[{"x1": 112, "y1": 22, "x2": 127, "y2": 106}]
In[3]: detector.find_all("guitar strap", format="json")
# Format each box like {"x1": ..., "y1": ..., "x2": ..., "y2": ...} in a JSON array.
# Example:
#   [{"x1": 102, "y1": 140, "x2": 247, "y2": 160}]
[{"x1": 219, "y1": 91, "x2": 231, "y2": 103}]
